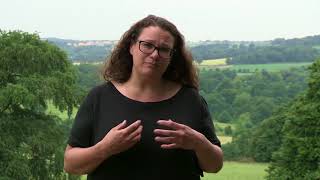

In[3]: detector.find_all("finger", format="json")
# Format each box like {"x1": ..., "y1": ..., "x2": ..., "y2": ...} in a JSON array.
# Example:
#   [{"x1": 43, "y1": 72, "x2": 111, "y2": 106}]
[
  {"x1": 131, "y1": 133, "x2": 141, "y2": 143},
  {"x1": 154, "y1": 129, "x2": 179, "y2": 137},
  {"x1": 114, "y1": 120, "x2": 127, "y2": 130},
  {"x1": 157, "y1": 119, "x2": 185, "y2": 130},
  {"x1": 125, "y1": 133, "x2": 141, "y2": 148},
  {"x1": 160, "y1": 143, "x2": 178, "y2": 149},
  {"x1": 127, "y1": 125, "x2": 143, "y2": 140},
  {"x1": 155, "y1": 136, "x2": 176, "y2": 144},
  {"x1": 123, "y1": 120, "x2": 141, "y2": 135},
  {"x1": 126, "y1": 138, "x2": 140, "y2": 150}
]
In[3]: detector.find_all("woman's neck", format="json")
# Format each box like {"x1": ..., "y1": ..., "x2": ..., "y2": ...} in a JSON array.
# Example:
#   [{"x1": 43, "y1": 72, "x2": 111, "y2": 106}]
[
  {"x1": 113, "y1": 75, "x2": 177, "y2": 102},
  {"x1": 126, "y1": 75, "x2": 167, "y2": 94}
]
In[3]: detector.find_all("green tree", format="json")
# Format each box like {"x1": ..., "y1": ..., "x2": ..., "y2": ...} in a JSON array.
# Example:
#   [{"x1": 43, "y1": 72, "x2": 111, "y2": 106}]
[
  {"x1": 0, "y1": 30, "x2": 80, "y2": 179},
  {"x1": 267, "y1": 59, "x2": 320, "y2": 179},
  {"x1": 75, "y1": 63, "x2": 103, "y2": 91},
  {"x1": 232, "y1": 92, "x2": 252, "y2": 117},
  {"x1": 251, "y1": 97, "x2": 275, "y2": 124},
  {"x1": 218, "y1": 110, "x2": 233, "y2": 123},
  {"x1": 224, "y1": 125, "x2": 233, "y2": 136},
  {"x1": 250, "y1": 107, "x2": 288, "y2": 162}
]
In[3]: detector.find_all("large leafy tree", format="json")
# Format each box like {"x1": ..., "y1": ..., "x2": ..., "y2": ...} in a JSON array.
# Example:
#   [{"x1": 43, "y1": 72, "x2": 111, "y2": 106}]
[
  {"x1": 250, "y1": 107, "x2": 288, "y2": 162},
  {"x1": 0, "y1": 30, "x2": 80, "y2": 179},
  {"x1": 267, "y1": 59, "x2": 320, "y2": 179}
]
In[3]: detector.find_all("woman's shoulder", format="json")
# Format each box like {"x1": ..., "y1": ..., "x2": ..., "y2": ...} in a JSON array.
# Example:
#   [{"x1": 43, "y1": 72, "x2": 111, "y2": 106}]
[
  {"x1": 182, "y1": 84, "x2": 209, "y2": 105},
  {"x1": 86, "y1": 81, "x2": 114, "y2": 98},
  {"x1": 174, "y1": 84, "x2": 203, "y2": 104},
  {"x1": 180, "y1": 84, "x2": 199, "y2": 96}
]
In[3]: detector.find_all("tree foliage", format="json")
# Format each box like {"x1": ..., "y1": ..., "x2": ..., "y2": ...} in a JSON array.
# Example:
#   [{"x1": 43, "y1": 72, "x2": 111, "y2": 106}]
[
  {"x1": 199, "y1": 67, "x2": 308, "y2": 125},
  {"x1": 250, "y1": 107, "x2": 288, "y2": 162},
  {"x1": 228, "y1": 45, "x2": 319, "y2": 64},
  {"x1": 266, "y1": 59, "x2": 320, "y2": 179},
  {"x1": 74, "y1": 63, "x2": 103, "y2": 91},
  {"x1": 0, "y1": 30, "x2": 80, "y2": 179}
]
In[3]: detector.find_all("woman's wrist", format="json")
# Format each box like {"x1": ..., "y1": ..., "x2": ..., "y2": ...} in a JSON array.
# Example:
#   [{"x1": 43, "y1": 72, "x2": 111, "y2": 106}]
[
  {"x1": 193, "y1": 132, "x2": 210, "y2": 152},
  {"x1": 94, "y1": 141, "x2": 113, "y2": 160}
]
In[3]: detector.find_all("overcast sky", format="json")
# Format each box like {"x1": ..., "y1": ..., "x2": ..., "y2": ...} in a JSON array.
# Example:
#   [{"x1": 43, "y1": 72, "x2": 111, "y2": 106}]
[{"x1": 1, "y1": 0, "x2": 319, "y2": 41}]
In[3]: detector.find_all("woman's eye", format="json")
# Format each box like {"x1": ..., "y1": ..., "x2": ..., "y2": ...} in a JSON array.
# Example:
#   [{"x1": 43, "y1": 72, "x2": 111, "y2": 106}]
[
  {"x1": 160, "y1": 48, "x2": 170, "y2": 53},
  {"x1": 143, "y1": 43, "x2": 154, "y2": 49}
]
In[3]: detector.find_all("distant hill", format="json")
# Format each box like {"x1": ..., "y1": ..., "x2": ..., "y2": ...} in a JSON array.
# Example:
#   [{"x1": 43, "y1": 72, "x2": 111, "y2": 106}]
[
  {"x1": 44, "y1": 38, "x2": 117, "y2": 62},
  {"x1": 191, "y1": 35, "x2": 320, "y2": 64},
  {"x1": 45, "y1": 35, "x2": 320, "y2": 64}
]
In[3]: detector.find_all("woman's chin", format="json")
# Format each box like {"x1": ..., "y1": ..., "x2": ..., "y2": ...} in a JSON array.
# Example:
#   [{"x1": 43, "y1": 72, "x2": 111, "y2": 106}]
[{"x1": 140, "y1": 68, "x2": 163, "y2": 77}]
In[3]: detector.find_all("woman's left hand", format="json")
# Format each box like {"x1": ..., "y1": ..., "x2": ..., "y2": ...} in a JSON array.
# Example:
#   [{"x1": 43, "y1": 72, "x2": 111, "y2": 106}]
[{"x1": 154, "y1": 119, "x2": 204, "y2": 150}]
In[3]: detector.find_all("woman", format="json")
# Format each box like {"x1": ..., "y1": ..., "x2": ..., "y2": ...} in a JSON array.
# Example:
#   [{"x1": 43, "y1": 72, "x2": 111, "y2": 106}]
[{"x1": 64, "y1": 15, "x2": 223, "y2": 180}]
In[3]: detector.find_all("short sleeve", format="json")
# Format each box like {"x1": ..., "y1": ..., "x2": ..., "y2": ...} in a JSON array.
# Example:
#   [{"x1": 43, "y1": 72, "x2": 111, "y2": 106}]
[
  {"x1": 199, "y1": 96, "x2": 221, "y2": 147},
  {"x1": 67, "y1": 90, "x2": 95, "y2": 148}
]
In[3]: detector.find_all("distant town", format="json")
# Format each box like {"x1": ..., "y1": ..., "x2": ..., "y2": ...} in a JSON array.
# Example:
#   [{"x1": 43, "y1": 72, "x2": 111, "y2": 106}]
[{"x1": 66, "y1": 40, "x2": 118, "y2": 47}]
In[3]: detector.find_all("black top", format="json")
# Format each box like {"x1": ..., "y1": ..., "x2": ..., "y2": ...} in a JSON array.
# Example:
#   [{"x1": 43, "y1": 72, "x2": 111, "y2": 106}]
[{"x1": 68, "y1": 82, "x2": 221, "y2": 180}]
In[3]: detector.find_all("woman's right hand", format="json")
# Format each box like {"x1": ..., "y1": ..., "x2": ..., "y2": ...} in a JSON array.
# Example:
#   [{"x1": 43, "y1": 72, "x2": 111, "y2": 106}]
[{"x1": 97, "y1": 120, "x2": 143, "y2": 157}]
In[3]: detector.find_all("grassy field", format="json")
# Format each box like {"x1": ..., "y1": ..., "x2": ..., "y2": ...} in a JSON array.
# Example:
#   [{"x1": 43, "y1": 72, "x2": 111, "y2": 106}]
[
  {"x1": 199, "y1": 58, "x2": 227, "y2": 66},
  {"x1": 229, "y1": 62, "x2": 312, "y2": 72},
  {"x1": 80, "y1": 162, "x2": 267, "y2": 180},
  {"x1": 196, "y1": 58, "x2": 312, "y2": 72},
  {"x1": 217, "y1": 135, "x2": 232, "y2": 144},
  {"x1": 202, "y1": 161, "x2": 268, "y2": 180},
  {"x1": 215, "y1": 122, "x2": 234, "y2": 135},
  {"x1": 197, "y1": 58, "x2": 228, "y2": 70}
]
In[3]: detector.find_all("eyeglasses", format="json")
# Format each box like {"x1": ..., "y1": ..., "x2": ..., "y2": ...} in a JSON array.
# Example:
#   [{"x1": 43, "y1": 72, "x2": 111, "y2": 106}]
[{"x1": 138, "y1": 40, "x2": 175, "y2": 59}]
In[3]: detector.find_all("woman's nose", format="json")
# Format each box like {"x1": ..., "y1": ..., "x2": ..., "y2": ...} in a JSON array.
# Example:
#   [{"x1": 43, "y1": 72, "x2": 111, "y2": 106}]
[{"x1": 150, "y1": 48, "x2": 160, "y2": 59}]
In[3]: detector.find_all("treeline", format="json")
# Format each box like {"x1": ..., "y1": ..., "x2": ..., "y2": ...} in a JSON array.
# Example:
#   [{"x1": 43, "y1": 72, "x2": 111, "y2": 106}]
[
  {"x1": 191, "y1": 35, "x2": 320, "y2": 64},
  {"x1": 228, "y1": 45, "x2": 319, "y2": 64},
  {"x1": 191, "y1": 43, "x2": 238, "y2": 61}
]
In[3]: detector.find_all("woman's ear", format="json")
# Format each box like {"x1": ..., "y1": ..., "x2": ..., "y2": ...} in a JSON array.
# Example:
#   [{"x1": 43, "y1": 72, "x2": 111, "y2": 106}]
[
  {"x1": 129, "y1": 40, "x2": 135, "y2": 55},
  {"x1": 129, "y1": 45, "x2": 134, "y2": 55}
]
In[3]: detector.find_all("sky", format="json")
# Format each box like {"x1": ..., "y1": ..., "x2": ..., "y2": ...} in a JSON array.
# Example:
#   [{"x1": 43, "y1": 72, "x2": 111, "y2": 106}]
[{"x1": 1, "y1": 0, "x2": 320, "y2": 42}]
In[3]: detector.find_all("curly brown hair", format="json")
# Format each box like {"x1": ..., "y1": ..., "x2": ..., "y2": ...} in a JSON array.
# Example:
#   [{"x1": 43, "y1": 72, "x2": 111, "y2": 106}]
[{"x1": 102, "y1": 15, "x2": 199, "y2": 89}]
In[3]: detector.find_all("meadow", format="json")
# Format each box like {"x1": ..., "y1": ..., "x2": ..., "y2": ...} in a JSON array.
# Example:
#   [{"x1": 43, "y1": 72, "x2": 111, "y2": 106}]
[
  {"x1": 217, "y1": 135, "x2": 232, "y2": 144},
  {"x1": 229, "y1": 62, "x2": 312, "y2": 72},
  {"x1": 198, "y1": 58, "x2": 227, "y2": 66},
  {"x1": 202, "y1": 161, "x2": 268, "y2": 180},
  {"x1": 197, "y1": 58, "x2": 312, "y2": 72},
  {"x1": 197, "y1": 58, "x2": 228, "y2": 70},
  {"x1": 80, "y1": 162, "x2": 268, "y2": 180}
]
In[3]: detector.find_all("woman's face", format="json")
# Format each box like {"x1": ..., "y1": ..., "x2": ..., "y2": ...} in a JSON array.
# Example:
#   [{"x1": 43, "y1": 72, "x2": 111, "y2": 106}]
[{"x1": 129, "y1": 26, "x2": 175, "y2": 79}]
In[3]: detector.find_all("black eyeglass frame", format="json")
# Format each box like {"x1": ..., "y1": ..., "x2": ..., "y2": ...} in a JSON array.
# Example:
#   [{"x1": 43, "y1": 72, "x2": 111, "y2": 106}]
[{"x1": 137, "y1": 40, "x2": 175, "y2": 59}]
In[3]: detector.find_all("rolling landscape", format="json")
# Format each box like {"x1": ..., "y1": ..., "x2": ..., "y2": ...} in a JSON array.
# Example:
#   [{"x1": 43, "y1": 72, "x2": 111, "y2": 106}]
[
  {"x1": 1, "y1": 31, "x2": 320, "y2": 179},
  {"x1": 2, "y1": 0, "x2": 320, "y2": 179}
]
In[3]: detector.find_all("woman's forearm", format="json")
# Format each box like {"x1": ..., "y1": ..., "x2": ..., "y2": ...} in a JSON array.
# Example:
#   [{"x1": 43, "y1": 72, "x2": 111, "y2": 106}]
[
  {"x1": 64, "y1": 143, "x2": 111, "y2": 175},
  {"x1": 64, "y1": 120, "x2": 143, "y2": 175},
  {"x1": 194, "y1": 134, "x2": 223, "y2": 173}
]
